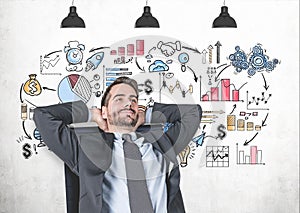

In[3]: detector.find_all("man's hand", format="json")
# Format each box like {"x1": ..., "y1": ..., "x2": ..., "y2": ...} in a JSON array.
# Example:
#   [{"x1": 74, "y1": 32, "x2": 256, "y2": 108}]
[
  {"x1": 90, "y1": 107, "x2": 108, "y2": 132},
  {"x1": 133, "y1": 106, "x2": 146, "y2": 131}
]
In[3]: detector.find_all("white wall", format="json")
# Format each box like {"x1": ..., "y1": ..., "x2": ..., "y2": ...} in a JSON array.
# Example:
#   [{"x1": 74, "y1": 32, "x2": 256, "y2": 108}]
[{"x1": 0, "y1": 0, "x2": 299, "y2": 212}]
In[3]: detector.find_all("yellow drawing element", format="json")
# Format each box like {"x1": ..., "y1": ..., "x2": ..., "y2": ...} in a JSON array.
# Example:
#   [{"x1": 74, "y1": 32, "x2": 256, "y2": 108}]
[
  {"x1": 227, "y1": 115, "x2": 236, "y2": 131},
  {"x1": 23, "y1": 74, "x2": 42, "y2": 96},
  {"x1": 21, "y1": 102, "x2": 27, "y2": 120},
  {"x1": 247, "y1": 122, "x2": 254, "y2": 131},
  {"x1": 178, "y1": 145, "x2": 191, "y2": 167},
  {"x1": 237, "y1": 119, "x2": 245, "y2": 131},
  {"x1": 255, "y1": 125, "x2": 262, "y2": 131}
]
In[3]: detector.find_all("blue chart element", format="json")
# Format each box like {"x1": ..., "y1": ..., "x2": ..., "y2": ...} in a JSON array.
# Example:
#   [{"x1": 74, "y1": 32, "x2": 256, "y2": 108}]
[
  {"x1": 229, "y1": 44, "x2": 279, "y2": 76},
  {"x1": 85, "y1": 52, "x2": 104, "y2": 71},
  {"x1": 149, "y1": 60, "x2": 169, "y2": 72},
  {"x1": 58, "y1": 74, "x2": 92, "y2": 103},
  {"x1": 192, "y1": 131, "x2": 206, "y2": 147}
]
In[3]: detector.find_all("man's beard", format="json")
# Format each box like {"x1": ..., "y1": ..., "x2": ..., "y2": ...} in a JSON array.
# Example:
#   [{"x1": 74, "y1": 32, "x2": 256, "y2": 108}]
[{"x1": 107, "y1": 109, "x2": 138, "y2": 127}]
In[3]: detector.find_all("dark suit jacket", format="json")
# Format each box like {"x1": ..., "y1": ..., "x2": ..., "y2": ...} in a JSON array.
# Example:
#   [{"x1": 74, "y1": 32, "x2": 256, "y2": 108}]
[{"x1": 33, "y1": 101, "x2": 202, "y2": 213}]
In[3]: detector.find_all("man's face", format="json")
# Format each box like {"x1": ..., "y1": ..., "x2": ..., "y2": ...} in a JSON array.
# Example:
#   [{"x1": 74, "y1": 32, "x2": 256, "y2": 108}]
[{"x1": 102, "y1": 83, "x2": 139, "y2": 128}]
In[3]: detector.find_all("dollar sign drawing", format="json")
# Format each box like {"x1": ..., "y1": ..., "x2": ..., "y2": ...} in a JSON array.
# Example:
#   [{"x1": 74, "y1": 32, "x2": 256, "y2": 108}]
[
  {"x1": 144, "y1": 79, "x2": 153, "y2": 95},
  {"x1": 22, "y1": 143, "x2": 32, "y2": 159},
  {"x1": 217, "y1": 124, "x2": 226, "y2": 140},
  {"x1": 29, "y1": 81, "x2": 38, "y2": 94}
]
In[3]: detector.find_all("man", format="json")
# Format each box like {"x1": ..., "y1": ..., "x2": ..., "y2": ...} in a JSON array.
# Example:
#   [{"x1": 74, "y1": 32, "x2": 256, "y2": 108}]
[{"x1": 33, "y1": 76, "x2": 202, "y2": 213}]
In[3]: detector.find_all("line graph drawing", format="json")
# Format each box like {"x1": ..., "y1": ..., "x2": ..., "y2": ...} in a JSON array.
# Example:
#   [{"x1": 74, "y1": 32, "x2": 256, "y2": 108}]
[
  {"x1": 40, "y1": 55, "x2": 61, "y2": 75},
  {"x1": 206, "y1": 146, "x2": 229, "y2": 167},
  {"x1": 246, "y1": 91, "x2": 271, "y2": 110},
  {"x1": 159, "y1": 72, "x2": 193, "y2": 101}
]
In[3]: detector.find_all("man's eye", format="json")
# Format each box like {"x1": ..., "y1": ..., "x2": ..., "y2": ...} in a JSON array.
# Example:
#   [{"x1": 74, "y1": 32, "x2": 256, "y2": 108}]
[
  {"x1": 115, "y1": 98, "x2": 123, "y2": 102},
  {"x1": 131, "y1": 99, "x2": 137, "y2": 103}
]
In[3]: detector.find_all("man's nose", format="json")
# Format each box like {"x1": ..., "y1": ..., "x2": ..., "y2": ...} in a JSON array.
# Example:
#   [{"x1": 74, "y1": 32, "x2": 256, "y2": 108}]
[{"x1": 124, "y1": 99, "x2": 132, "y2": 108}]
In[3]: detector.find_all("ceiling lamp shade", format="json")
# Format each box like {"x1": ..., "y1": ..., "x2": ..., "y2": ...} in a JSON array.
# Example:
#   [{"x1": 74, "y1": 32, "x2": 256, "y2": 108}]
[
  {"x1": 61, "y1": 6, "x2": 85, "y2": 28},
  {"x1": 212, "y1": 6, "x2": 237, "y2": 28},
  {"x1": 135, "y1": 6, "x2": 160, "y2": 28}
]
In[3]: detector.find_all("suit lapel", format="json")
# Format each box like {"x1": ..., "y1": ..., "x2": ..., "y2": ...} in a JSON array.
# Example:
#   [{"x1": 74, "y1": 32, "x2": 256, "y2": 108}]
[
  {"x1": 138, "y1": 127, "x2": 178, "y2": 164},
  {"x1": 78, "y1": 129, "x2": 114, "y2": 171}
]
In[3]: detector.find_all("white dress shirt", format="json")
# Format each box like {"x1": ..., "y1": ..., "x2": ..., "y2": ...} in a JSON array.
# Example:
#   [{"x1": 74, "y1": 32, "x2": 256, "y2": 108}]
[{"x1": 102, "y1": 131, "x2": 168, "y2": 213}]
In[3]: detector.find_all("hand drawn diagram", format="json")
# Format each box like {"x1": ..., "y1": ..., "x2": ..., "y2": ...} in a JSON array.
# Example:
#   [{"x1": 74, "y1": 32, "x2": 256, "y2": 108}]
[{"x1": 17, "y1": 36, "x2": 280, "y2": 170}]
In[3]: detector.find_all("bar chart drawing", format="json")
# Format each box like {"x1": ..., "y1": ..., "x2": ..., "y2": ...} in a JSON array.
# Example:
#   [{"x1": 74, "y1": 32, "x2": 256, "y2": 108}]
[
  {"x1": 201, "y1": 78, "x2": 247, "y2": 102},
  {"x1": 236, "y1": 143, "x2": 265, "y2": 165},
  {"x1": 206, "y1": 146, "x2": 229, "y2": 167},
  {"x1": 105, "y1": 67, "x2": 132, "y2": 87},
  {"x1": 110, "y1": 40, "x2": 144, "y2": 57},
  {"x1": 110, "y1": 40, "x2": 144, "y2": 64}
]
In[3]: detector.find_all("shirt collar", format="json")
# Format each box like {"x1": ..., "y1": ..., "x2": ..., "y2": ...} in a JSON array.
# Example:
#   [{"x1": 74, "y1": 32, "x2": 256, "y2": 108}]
[{"x1": 113, "y1": 132, "x2": 145, "y2": 147}]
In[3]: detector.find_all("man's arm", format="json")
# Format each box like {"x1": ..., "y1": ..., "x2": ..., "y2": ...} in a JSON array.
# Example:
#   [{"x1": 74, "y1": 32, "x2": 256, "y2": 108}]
[
  {"x1": 33, "y1": 101, "x2": 89, "y2": 174},
  {"x1": 151, "y1": 103, "x2": 202, "y2": 155}
]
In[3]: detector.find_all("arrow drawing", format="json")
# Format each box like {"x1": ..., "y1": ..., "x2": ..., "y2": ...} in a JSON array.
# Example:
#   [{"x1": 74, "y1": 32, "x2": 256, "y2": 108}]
[
  {"x1": 215, "y1": 41, "x2": 222, "y2": 64},
  {"x1": 208, "y1": 45, "x2": 213, "y2": 64},
  {"x1": 135, "y1": 57, "x2": 145, "y2": 72},
  {"x1": 202, "y1": 110, "x2": 225, "y2": 114},
  {"x1": 261, "y1": 113, "x2": 269, "y2": 127},
  {"x1": 22, "y1": 121, "x2": 32, "y2": 140},
  {"x1": 202, "y1": 49, "x2": 207, "y2": 64},
  {"x1": 44, "y1": 50, "x2": 62, "y2": 58},
  {"x1": 215, "y1": 64, "x2": 231, "y2": 81},
  {"x1": 230, "y1": 104, "x2": 237, "y2": 115},
  {"x1": 187, "y1": 66, "x2": 198, "y2": 82},
  {"x1": 244, "y1": 132, "x2": 259, "y2": 146},
  {"x1": 182, "y1": 46, "x2": 201, "y2": 54},
  {"x1": 20, "y1": 84, "x2": 24, "y2": 103},
  {"x1": 42, "y1": 87, "x2": 56, "y2": 91},
  {"x1": 41, "y1": 55, "x2": 60, "y2": 69},
  {"x1": 217, "y1": 63, "x2": 227, "y2": 69},
  {"x1": 89, "y1": 47, "x2": 110, "y2": 52},
  {"x1": 261, "y1": 73, "x2": 270, "y2": 90}
]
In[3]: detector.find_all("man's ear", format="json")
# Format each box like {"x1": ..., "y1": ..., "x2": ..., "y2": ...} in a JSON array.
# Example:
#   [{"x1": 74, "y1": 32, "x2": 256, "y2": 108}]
[{"x1": 101, "y1": 106, "x2": 108, "y2": 119}]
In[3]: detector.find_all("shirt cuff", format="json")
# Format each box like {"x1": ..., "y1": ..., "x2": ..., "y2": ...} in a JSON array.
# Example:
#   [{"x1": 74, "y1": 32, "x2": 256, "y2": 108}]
[
  {"x1": 88, "y1": 106, "x2": 98, "y2": 122},
  {"x1": 145, "y1": 107, "x2": 153, "y2": 123}
]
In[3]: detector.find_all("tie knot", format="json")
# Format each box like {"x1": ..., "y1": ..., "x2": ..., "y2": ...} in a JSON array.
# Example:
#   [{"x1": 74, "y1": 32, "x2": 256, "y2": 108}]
[{"x1": 122, "y1": 133, "x2": 134, "y2": 143}]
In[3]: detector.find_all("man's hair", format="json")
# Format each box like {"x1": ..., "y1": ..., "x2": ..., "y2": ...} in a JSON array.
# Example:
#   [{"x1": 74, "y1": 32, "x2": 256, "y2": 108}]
[{"x1": 101, "y1": 76, "x2": 139, "y2": 107}]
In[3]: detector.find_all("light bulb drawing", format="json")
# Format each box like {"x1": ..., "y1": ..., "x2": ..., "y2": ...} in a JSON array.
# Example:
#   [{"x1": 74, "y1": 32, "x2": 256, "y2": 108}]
[
  {"x1": 178, "y1": 52, "x2": 189, "y2": 72},
  {"x1": 178, "y1": 145, "x2": 191, "y2": 167}
]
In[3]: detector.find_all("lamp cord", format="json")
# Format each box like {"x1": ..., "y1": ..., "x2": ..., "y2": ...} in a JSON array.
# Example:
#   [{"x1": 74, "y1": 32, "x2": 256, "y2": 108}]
[
  {"x1": 223, "y1": 0, "x2": 226, "y2": 5},
  {"x1": 72, "y1": 0, "x2": 74, "y2": 6}
]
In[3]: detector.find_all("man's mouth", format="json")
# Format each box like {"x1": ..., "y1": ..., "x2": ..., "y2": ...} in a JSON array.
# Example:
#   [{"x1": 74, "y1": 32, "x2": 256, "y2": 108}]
[{"x1": 119, "y1": 109, "x2": 136, "y2": 115}]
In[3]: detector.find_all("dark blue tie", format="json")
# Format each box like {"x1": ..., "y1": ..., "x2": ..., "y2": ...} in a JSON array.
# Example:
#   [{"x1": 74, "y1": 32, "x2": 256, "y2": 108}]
[{"x1": 122, "y1": 134, "x2": 154, "y2": 213}]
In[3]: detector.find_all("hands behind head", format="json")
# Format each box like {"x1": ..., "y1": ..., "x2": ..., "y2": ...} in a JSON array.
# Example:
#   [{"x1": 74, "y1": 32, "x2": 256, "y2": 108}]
[
  {"x1": 90, "y1": 106, "x2": 146, "y2": 132},
  {"x1": 90, "y1": 107, "x2": 108, "y2": 132},
  {"x1": 132, "y1": 106, "x2": 146, "y2": 132}
]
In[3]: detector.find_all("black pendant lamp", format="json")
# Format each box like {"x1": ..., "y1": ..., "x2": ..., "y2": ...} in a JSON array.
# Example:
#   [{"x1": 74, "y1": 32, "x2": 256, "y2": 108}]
[
  {"x1": 212, "y1": 1, "x2": 237, "y2": 28},
  {"x1": 61, "y1": 5, "x2": 85, "y2": 28},
  {"x1": 135, "y1": 5, "x2": 160, "y2": 28}
]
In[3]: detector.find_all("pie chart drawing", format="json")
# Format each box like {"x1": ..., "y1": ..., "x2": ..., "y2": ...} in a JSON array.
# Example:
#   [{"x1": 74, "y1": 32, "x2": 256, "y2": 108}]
[{"x1": 58, "y1": 74, "x2": 92, "y2": 103}]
